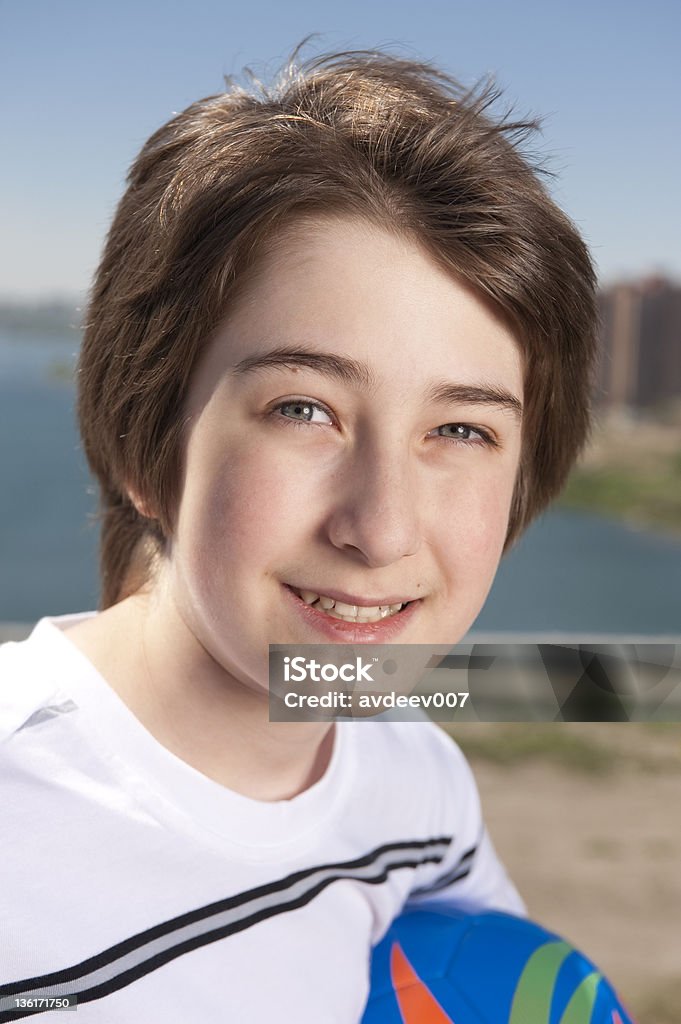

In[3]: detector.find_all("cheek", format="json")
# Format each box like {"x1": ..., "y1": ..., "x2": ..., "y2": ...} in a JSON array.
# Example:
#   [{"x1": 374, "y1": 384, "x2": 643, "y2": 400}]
[
  {"x1": 435, "y1": 466, "x2": 517, "y2": 581},
  {"x1": 175, "y1": 442, "x2": 310, "y2": 580}
]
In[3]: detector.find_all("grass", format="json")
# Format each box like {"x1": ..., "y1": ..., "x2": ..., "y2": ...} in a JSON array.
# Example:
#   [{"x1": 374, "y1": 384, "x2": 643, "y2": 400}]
[
  {"x1": 442, "y1": 723, "x2": 681, "y2": 776},
  {"x1": 558, "y1": 448, "x2": 681, "y2": 537},
  {"x1": 444, "y1": 724, "x2": 616, "y2": 775}
]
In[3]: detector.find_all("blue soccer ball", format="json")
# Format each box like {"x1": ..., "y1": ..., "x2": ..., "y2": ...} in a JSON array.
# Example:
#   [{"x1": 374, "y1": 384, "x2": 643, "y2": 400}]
[{"x1": 362, "y1": 907, "x2": 636, "y2": 1024}]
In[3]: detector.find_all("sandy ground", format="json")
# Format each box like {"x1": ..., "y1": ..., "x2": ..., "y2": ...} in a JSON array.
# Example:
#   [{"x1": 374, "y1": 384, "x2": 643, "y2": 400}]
[{"x1": 453, "y1": 724, "x2": 681, "y2": 1024}]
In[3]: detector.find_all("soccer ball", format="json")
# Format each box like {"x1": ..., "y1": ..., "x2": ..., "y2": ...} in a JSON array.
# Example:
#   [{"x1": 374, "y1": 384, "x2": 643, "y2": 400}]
[{"x1": 361, "y1": 907, "x2": 635, "y2": 1024}]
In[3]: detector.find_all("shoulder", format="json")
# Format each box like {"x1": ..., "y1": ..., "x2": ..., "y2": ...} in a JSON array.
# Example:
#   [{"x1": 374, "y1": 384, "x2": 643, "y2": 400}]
[{"x1": 0, "y1": 614, "x2": 93, "y2": 740}]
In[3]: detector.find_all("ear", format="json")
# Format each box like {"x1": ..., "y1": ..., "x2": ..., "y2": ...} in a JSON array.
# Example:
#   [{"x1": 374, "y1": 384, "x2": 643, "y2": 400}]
[{"x1": 126, "y1": 484, "x2": 157, "y2": 521}]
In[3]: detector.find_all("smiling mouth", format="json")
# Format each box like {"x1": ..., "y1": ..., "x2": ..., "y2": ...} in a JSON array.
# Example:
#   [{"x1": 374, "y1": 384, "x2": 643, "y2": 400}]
[{"x1": 288, "y1": 586, "x2": 411, "y2": 624}]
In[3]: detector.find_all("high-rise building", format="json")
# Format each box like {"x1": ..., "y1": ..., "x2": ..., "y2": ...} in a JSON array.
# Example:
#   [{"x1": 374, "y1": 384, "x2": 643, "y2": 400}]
[{"x1": 596, "y1": 278, "x2": 681, "y2": 413}]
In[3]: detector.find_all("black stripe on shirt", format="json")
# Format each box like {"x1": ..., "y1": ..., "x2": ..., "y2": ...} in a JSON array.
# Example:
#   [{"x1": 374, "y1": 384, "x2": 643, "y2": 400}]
[
  {"x1": 408, "y1": 842, "x2": 478, "y2": 897},
  {"x1": 0, "y1": 836, "x2": 452, "y2": 1021}
]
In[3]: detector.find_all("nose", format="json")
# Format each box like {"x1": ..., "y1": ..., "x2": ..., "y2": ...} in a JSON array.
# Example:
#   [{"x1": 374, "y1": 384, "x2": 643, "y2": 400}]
[{"x1": 324, "y1": 438, "x2": 422, "y2": 568}]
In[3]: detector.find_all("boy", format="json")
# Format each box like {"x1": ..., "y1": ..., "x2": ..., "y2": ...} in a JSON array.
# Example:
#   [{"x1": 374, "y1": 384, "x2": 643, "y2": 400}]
[{"x1": 0, "y1": 48, "x2": 597, "y2": 1021}]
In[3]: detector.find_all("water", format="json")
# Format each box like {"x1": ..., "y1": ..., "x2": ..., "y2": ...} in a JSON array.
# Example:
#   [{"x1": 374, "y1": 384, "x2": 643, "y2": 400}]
[
  {"x1": 1, "y1": 333, "x2": 680, "y2": 633},
  {"x1": 0, "y1": 332, "x2": 99, "y2": 620},
  {"x1": 477, "y1": 509, "x2": 681, "y2": 635}
]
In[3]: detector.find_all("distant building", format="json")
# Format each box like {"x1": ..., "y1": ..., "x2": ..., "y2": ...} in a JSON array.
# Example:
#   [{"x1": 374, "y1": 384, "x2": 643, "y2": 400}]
[{"x1": 596, "y1": 277, "x2": 681, "y2": 413}]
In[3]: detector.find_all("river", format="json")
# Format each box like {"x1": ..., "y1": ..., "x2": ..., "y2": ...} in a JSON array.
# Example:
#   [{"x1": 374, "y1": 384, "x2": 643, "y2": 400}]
[{"x1": 1, "y1": 333, "x2": 680, "y2": 633}]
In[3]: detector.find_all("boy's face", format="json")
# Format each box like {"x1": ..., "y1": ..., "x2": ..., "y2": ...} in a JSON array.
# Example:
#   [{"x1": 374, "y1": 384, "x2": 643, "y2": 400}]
[{"x1": 161, "y1": 216, "x2": 523, "y2": 689}]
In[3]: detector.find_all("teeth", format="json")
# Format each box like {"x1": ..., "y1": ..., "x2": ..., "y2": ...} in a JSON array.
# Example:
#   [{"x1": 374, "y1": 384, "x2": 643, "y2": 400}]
[
  {"x1": 334, "y1": 601, "x2": 357, "y2": 617},
  {"x1": 326, "y1": 607, "x2": 386, "y2": 624},
  {"x1": 293, "y1": 587, "x2": 407, "y2": 624}
]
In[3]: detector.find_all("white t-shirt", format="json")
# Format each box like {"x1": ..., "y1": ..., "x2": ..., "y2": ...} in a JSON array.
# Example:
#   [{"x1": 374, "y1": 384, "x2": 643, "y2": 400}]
[{"x1": 0, "y1": 615, "x2": 524, "y2": 1023}]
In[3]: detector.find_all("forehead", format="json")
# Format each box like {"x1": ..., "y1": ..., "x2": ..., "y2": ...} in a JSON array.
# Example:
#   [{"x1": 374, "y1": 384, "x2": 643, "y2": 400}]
[{"x1": 191, "y1": 214, "x2": 523, "y2": 405}]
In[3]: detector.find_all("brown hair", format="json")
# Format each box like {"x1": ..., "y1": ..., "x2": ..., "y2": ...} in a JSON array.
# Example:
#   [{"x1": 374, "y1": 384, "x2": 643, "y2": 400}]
[{"x1": 77, "y1": 45, "x2": 598, "y2": 608}]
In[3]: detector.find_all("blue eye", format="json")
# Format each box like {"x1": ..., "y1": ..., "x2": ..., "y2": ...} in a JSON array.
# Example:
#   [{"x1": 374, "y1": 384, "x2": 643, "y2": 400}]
[
  {"x1": 438, "y1": 424, "x2": 477, "y2": 440},
  {"x1": 431, "y1": 423, "x2": 498, "y2": 448},
  {"x1": 274, "y1": 400, "x2": 333, "y2": 425}
]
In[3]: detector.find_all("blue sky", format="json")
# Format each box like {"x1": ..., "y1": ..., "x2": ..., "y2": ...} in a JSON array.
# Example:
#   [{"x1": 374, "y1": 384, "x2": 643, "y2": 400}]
[{"x1": 1, "y1": 0, "x2": 679, "y2": 297}]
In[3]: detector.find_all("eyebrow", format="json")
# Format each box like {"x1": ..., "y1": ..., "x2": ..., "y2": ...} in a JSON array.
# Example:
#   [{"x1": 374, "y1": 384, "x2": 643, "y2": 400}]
[
  {"x1": 231, "y1": 347, "x2": 375, "y2": 390},
  {"x1": 425, "y1": 381, "x2": 523, "y2": 419},
  {"x1": 230, "y1": 346, "x2": 523, "y2": 419}
]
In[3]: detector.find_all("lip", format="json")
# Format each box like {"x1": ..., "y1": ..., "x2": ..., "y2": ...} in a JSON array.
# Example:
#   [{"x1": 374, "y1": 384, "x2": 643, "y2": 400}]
[{"x1": 283, "y1": 584, "x2": 421, "y2": 643}]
